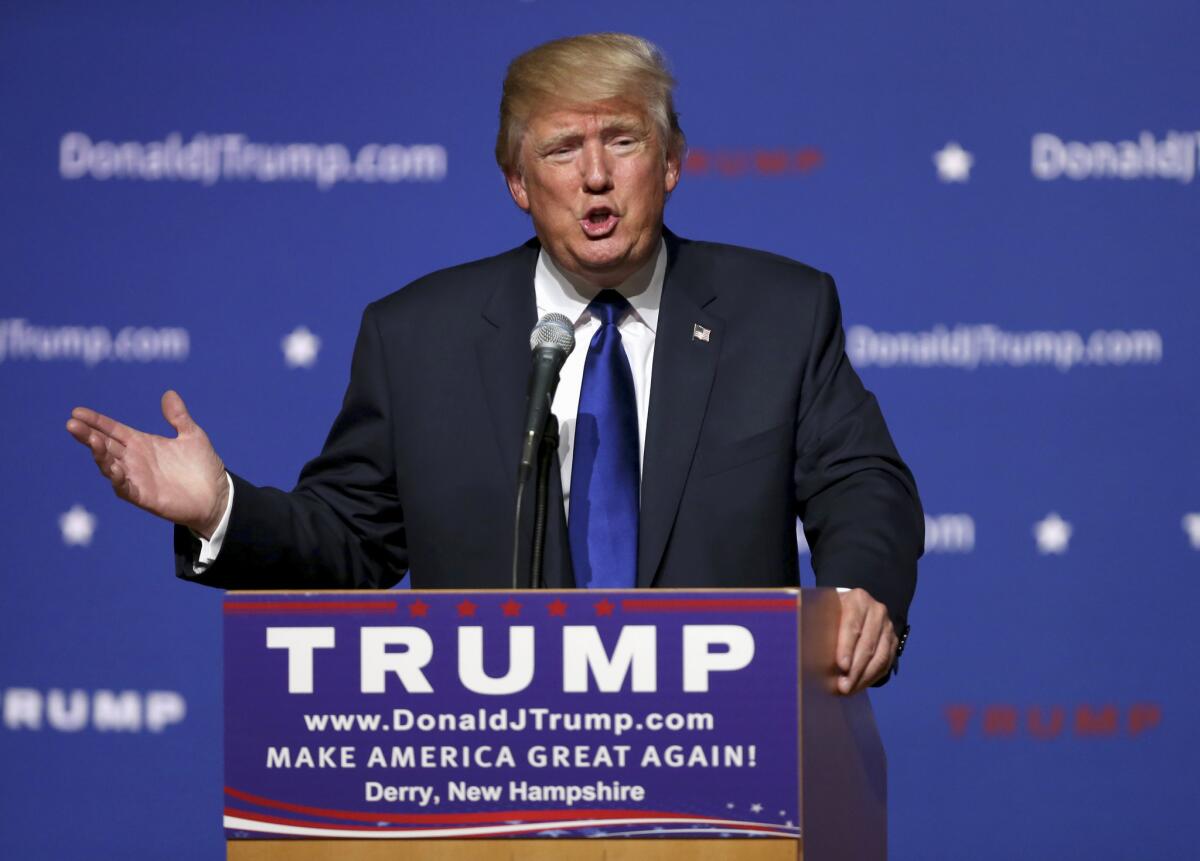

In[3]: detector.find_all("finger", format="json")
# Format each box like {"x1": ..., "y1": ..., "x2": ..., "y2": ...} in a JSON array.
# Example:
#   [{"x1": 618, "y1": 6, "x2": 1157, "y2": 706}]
[
  {"x1": 69, "y1": 407, "x2": 136, "y2": 444},
  {"x1": 87, "y1": 431, "x2": 110, "y2": 465},
  {"x1": 845, "y1": 606, "x2": 887, "y2": 692},
  {"x1": 161, "y1": 390, "x2": 196, "y2": 435},
  {"x1": 101, "y1": 433, "x2": 127, "y2": 459},
  {"x1": 836, "y1": 599, "x2": 865, "y2": 673},
  {"x1": 120, "y1": 471, "x2": 141, "y2": 505},
  {"x1": 66, "y1": 417, "x2": 118, "y2": 449},
  {"x1": 86, "y1": 431, "x2": 126, "y2": 468},
  {"x1": 65, "y1": 418, "x2": 98, "y2": 447},
  {"x1": 111, "y1": 469, "x2": 136, "y2": 503},
  {"x1": 860, "y1": 631, "x2": 897, "y2": 689}
]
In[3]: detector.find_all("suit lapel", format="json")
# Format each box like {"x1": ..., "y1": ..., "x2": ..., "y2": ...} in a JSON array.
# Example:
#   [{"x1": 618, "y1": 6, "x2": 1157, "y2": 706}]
[
  {"x1": 475, "y1": 240, "x2": 575, "y2": 589},
  {"x1": 638, "y1": 233, "x2": 722, "y2": 586}
]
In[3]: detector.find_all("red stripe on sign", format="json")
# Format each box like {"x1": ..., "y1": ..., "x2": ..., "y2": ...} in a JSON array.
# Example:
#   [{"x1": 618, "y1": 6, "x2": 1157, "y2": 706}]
[
  {"x1": 227, "y1": 807, "x2": 408, "y2": 832},
  {"x1": 225, "y1": 786, "x2": 696, "y2": 824},
  {"x1": 223, "y1": 601, "x2": 397, "y2": 614},
  {"x1": 621, "y1": 598, "x2": 797, "y2": 612},
  {"x1": 226, "y1": 807, "x2": 797, "y2": 839}
]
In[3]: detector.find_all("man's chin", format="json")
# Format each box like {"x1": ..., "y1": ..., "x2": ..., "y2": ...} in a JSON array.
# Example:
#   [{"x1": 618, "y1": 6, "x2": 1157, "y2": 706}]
[
  {"x1": 568, "y1": 254, "x2": 636, "y2": 287},
  {"x1": 567, "y1": 237, "x2": 653, "y2": 281}
]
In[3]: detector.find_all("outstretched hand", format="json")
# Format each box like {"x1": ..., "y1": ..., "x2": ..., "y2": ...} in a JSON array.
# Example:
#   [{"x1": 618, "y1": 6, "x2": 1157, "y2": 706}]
[
  {"x1": 835, "y1": 588, "x2": 898, "y2": 695},
  {"x1": 65, "y1": 390, "x2": 229, "y2": 538}
]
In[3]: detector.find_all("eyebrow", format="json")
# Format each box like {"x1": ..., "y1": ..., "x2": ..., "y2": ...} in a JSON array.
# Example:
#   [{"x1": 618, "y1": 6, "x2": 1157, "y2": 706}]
[{"x1": 534, "y1": 117, "x2": 649, "y2": 153}]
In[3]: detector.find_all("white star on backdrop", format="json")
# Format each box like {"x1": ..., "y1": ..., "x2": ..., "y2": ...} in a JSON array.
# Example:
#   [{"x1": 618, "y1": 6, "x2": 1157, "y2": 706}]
[
  {"x1": 1183, "y1": 513, "x2": 1200, "y2": 550},
  {"x1": 1034, "y1": 512, "x2": 1072, "y2": 555},
  {"x1": 934, "y1": 141, "x2": 974, "y2": 182},
  {"x1": 59, "y1": 504, "x2": 97, "y2": 546},
  {"x1": 282, "y1": 326, "x2": 321, "y2": 368},
  {"x1": 749, "y1": 803, "x2": 763, "y2": 814}
]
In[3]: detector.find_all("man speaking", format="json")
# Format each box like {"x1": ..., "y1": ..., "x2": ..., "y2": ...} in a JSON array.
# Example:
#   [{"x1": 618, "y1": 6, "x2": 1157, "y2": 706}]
[{"x1": 66, "y1": 33, "x2": 922, "y2": 694}]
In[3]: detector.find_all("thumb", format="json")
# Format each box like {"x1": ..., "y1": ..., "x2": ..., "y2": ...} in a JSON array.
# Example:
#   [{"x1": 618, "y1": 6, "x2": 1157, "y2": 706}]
[{"x1": 161, "y1": 389, "x2": 197, "y2": 435}]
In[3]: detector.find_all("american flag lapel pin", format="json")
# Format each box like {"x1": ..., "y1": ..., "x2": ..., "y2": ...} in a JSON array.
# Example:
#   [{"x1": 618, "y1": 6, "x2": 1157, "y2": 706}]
[{"x1": 692, "y1": 323, "x2": 711, "y2": 343}]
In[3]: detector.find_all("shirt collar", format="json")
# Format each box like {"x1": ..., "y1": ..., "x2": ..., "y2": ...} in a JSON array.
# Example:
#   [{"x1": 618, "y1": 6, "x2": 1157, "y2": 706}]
[{"x1": 534, "y1": 238, "x2": 666, "y2": 333}]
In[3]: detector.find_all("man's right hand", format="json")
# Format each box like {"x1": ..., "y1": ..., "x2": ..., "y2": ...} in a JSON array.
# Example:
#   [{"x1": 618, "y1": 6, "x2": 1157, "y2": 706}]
[{"x1": 65, "y1": 390, "x2": 229, "y2": 539}]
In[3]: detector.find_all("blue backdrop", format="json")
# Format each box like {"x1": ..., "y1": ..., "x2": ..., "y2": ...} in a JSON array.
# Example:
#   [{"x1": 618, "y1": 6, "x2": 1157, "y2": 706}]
[{"x1": 2, "y1": 2, "x2": 1197, "y2": 858}]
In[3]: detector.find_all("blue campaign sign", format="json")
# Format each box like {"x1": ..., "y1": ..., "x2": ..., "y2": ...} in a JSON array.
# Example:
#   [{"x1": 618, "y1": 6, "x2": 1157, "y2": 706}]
[{"x1": 223, "y1": 590, "x2": 801, "y2": 840}]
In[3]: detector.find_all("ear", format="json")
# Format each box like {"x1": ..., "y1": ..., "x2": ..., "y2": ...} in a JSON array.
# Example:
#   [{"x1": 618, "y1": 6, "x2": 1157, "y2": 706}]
[
  {"x1": 506, "y1": 169, "x2": 530, "y2": 212},
  {"x1": 664, "y1": 146, "x2": 681, "y2": 194}
]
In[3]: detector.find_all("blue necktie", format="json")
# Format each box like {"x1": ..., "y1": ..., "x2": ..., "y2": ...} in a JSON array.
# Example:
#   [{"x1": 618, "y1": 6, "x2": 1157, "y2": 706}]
[{"x1": 569, "y1": 290, "x2": 639, "y2": 588}]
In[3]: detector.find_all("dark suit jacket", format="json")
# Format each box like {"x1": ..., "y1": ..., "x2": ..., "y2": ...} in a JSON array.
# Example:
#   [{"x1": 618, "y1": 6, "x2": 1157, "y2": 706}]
[{"x1": 177, "y1": 231, "x2": 923, "y2": 634}]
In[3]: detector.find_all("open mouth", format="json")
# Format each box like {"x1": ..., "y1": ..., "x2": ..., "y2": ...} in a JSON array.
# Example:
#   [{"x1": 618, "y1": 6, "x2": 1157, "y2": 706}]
[{"x1": 580, "y1": 207, "x2": 619, "y2": 238}]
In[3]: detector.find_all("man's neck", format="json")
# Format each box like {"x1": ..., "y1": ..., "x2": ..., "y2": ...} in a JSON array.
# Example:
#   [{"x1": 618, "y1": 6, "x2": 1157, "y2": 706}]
[
  {"x1": 542, "y1": 240, "x2": 664, "y2": 302},
  {"x1": 535, "y1": 239, "x2": 666, "y2": 332}
]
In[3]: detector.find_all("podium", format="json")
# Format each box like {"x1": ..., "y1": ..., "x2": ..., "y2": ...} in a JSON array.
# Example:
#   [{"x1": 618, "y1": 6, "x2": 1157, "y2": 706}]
[{"x1": 223, "y1": 588, "x2": 886, "y2": 860}]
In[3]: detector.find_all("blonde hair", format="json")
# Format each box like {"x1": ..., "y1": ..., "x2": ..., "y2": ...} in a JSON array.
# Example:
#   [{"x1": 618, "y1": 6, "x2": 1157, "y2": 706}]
[{"x1": 495, "y1": 33, "x2": 685, "y2": 174}]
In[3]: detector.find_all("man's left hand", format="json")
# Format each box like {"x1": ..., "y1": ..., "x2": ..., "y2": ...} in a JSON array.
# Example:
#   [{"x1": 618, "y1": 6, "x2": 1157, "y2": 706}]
[{"x1": 835, "y1": 588, "x2": 897, "y2": 695}]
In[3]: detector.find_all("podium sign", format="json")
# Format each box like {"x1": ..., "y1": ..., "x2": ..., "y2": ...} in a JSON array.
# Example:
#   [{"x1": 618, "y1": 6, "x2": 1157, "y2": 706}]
[{"x1": 223, "y1": 590, "x2": 804, "y2": 841}]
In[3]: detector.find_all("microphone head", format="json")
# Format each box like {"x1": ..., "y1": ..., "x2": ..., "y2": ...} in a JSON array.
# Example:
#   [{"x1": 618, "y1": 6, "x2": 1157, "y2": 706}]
[{"x1": 529, "y1": 313, "x2": 575, "y2": 356}]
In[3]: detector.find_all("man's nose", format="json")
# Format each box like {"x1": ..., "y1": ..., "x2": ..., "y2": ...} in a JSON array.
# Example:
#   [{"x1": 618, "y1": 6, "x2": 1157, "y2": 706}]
[{"x1": 580, "y1": 140, "x2": 613, "y2": 192}]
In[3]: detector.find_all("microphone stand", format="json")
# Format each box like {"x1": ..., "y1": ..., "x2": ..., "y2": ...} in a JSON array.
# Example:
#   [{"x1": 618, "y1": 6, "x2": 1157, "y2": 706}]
[
  {"x1": 510, "y1": 478, "x2": 526, "y2": 590},
  {"x1": 511, "y1": 400, "x2": 558, "y2": 590},
  {"x1": 510, "y1": 315, "x2": 573, "y2": 590},
  {"x1": 529, "y1": 414, "x2": 559, "y2": 590}
]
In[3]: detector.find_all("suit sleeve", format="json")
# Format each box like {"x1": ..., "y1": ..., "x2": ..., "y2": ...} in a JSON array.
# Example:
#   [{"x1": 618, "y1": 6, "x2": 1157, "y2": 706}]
[
  {"x1": 174, "y1": 304, "x2": 407, "y2": 589},
  {"x1": 794, "y1": 271, "x2": 923, "y2": 635}
]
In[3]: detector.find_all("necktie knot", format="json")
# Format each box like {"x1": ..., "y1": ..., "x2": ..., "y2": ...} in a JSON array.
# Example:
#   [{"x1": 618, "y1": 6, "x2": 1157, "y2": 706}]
[{"x1": 588, "y1": 290, "x2": 631, "y2": 328}]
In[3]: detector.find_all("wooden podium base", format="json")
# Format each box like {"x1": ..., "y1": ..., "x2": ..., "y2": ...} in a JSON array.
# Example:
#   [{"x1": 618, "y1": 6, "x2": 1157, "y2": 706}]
[{"x1": 229, "y1": 839, "x2": 801, "y2": 860}]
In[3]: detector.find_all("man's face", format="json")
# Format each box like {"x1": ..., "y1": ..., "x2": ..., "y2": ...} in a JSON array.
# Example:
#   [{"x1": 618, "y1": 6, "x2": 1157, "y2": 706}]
[{"x1": 506, "y1": 101, "x2": 680, "y2": 288}]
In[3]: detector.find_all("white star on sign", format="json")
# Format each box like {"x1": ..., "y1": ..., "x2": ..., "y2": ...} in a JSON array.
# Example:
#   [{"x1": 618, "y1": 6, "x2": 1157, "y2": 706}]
[
  {"x1": 1183, "y1": 513, "x2": 1200, "y2": 550},
  {"x1": 282, "y1": 326, "x2": 321, "y2": 369},
  {"x1": 934, "y1": 141, "x2": 974, "y2": 182},
  {"x1": 59, "y1": 504, "x2": 97, "y2": 546},
  {"x1": 750, "y1": 803, "x2": 763, "y2": 814},
  {"x1": 1034, "y1": 512, "x2": 1072, "y2": 555}
]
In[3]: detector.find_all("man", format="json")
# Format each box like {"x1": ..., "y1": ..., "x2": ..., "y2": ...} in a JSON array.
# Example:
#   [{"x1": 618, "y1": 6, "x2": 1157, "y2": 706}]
[{"x1": 66, "y1": 33, "x2": 922, "y2": 693}]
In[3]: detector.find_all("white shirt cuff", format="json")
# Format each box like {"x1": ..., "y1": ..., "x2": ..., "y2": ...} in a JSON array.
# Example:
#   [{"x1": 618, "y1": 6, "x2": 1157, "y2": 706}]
[{"x1": 192, "y1": 472, "x2": 234, "y2": 574}]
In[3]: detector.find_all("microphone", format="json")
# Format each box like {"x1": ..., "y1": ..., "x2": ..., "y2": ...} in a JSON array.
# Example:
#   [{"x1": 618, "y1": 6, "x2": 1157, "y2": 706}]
[{"x1": 518, "y1": 313, "x2": 575, "y2": 483}]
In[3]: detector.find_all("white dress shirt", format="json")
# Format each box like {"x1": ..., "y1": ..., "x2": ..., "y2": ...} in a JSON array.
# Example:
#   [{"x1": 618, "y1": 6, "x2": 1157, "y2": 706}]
[
  {"x1": 194, "y1": 239, "x2": 667, "y2": 572},
  {"x1": 535, "y1": 240, "x2": 665, "y2": 518}
]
